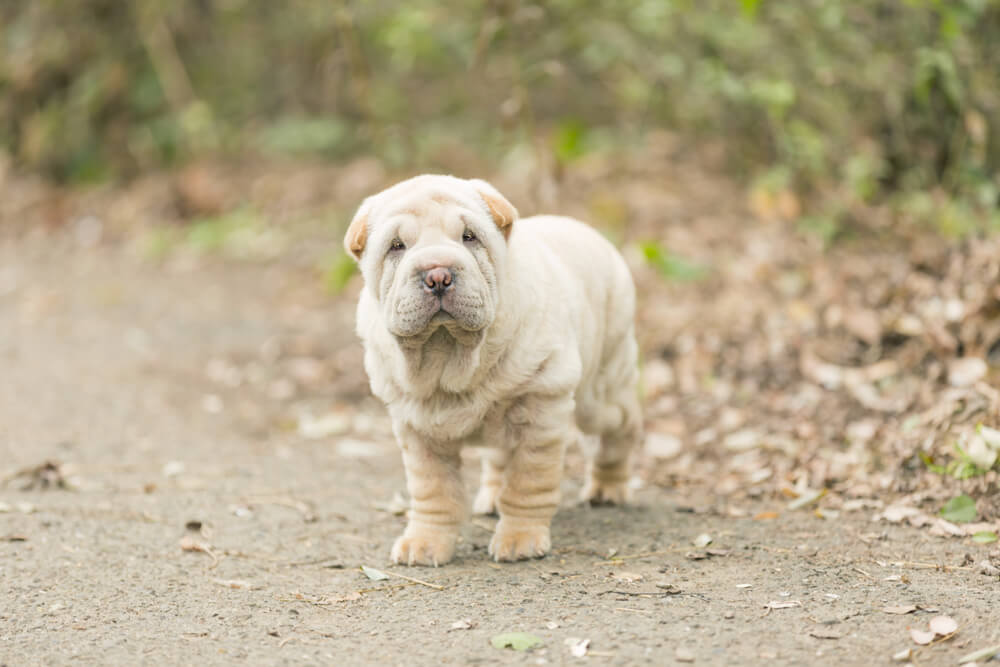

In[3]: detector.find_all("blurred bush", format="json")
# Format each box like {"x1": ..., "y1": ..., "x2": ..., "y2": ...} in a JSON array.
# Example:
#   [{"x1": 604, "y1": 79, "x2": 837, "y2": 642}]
[{"x1": 1, "y1": 0, "x2": 997, "y2": 228}]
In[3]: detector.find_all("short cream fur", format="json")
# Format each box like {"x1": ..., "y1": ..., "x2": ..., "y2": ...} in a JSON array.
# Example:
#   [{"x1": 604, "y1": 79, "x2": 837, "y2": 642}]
[{"x1": 346, "y1": 175, "x2": 642, "y2": 565}]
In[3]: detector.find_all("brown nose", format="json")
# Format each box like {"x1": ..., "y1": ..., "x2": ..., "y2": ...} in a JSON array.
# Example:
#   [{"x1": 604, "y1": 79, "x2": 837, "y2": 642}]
[{"x1": 421, "y1": 267, "x2": 453, "y2": 296}]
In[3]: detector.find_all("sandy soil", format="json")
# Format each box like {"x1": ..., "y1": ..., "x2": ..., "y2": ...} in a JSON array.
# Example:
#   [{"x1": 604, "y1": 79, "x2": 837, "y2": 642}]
[{"x1": 2, "y1": 228, "x2": 998, "y2": 666}]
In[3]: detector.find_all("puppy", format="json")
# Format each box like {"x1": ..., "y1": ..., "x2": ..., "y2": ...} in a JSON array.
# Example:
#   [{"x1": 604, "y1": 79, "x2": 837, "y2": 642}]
[{"x1": 345, "y1": 175, "x2": 641, "y2": 565}]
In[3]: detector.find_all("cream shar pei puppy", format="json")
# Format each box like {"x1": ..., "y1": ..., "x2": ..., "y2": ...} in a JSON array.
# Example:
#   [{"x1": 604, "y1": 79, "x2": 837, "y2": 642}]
[{"x1": 345, "y1": 174, "x2": 641, "y2": 565}]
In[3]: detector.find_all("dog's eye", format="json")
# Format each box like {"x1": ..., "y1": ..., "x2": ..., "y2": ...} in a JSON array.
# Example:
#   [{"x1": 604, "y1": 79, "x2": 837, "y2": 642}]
[
  {"x1": 389, "y1": 238, "x2": 405, "y2": 252},
  {"x1": 461, "y1": 229, "x2": 476, "y2": 243}
]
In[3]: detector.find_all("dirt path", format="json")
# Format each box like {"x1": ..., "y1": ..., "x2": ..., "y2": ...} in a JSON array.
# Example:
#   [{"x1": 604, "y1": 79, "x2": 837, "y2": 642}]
[{"x1": 2, "y1": 231, "x2": 998, "y2": 666}]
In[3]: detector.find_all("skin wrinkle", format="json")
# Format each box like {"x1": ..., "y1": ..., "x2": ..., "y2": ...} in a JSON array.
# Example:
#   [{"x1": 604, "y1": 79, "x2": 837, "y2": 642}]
[{"x1": 347, "y1": 175, "x2": 643, "y2": 565}]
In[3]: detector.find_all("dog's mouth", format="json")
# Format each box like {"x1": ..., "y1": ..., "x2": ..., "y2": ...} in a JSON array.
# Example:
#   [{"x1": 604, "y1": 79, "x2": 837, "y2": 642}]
[
  {"x1": 389, "y1": 295, "x2": 489, "y2": 345},
  {"x1": 430, "y1": 304, "x2": 487, "y2": 334},
  {"x1": 428, "y1": 308, "x2": 455, "y2": 324}
]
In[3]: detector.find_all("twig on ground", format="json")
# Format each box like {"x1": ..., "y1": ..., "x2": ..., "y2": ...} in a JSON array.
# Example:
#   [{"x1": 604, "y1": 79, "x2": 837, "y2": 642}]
[
  {"x1": 594, "y1": 546, "x2": 684, "y2": 563},
  {"x1": 597, "y1": 589, "x2": 709, "y2": 601},
  {"x1": 886, "y1": 560, "x2": 973, "y2": 572},
  {"x1": 614, "y1": 607, "x2": 652, "y2": 614},
  {"x1": 245, "y1": 496, "x2": 317, "y2": 522},
  {"x1": 383, "y1": 569, "x2": 445, "y2": 590},
  {"x1": 283, "y1": 555, "x2": 346, "y2": 567}
]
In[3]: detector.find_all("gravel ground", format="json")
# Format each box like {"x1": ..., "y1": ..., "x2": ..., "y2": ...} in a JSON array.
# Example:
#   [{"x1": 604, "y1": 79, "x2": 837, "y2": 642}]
[{"x1": 2, "y1": 232, "x2": 998, "y2": 666}]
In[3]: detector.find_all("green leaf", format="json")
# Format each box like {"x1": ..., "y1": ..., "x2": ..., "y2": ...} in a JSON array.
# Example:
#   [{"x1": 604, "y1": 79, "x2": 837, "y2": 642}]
[
  {"x1": 977, "y1": 424, "x2": 1000, "y2": 449},
  {"x1": 958, "y1": 643, "x2": 1000, "y2": 665},
  {"x1": 939, "y1": 494, "x2": 977, "y2": 523},
  {"x1": 552, "y1": 119, "x2": 588, "y2": 165},
  {"x1": 972, "y1": 531, "x2": 998, "y2": 544},
  {"x1": 490, "y1": 632, "x2": 543, "y2": 651},
  {"x1": 740, "y1": 0, "x2": 760, "y2": 19},
  {"x1": 360, "y1": 565, "x2": 390, "y2": 581},
  {"x1": 325, "y1": 252, "x2": 358, "y2": 293},
  {"x1": 639, "y1": 241, "x2": 707, "y2": 283},
  {"x1": 919, "y1": 451, "x2": 945, "y2": 475},
  {"x1": 258, "y1": 115, "x2": 347, "y2": 156}
]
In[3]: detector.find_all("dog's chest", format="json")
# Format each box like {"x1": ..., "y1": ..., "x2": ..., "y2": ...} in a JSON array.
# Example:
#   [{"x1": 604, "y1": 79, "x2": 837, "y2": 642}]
[{"x1": 389, "y1": 389, "x2": 522, "y2": 447}]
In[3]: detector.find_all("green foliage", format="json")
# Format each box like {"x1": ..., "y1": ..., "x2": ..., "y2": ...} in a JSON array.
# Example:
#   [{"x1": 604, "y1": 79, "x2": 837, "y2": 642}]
[
  {"x1": 490, "y1": 633, "x2": 543, "y2": 651},
  {"x1": 972, "y1": 531, "x2": 998, "y2": 544},
  {"x1": 324, "y1": 252, "x2": 358, "y2": 293},
  {"x1": 1, "y1": 0, "x2": 998, "y2": 234},
  {"x1": 639, "y1": 241, "x2": 707, "y2": 283},
  {"x1": 920, "y1": 439, "x2": 997, "y2": 480},
  {"x1": 948, "y1": 441, "x2": 994, "y2": 479},
  {"x1": 186, "y1": 209, "x2": 260, "y2": 252},
  {"x1": 552, "y1": 119, "x2": 589, "y2": 165},
  {"x1": 140, "y1": 207, "x2": 282, "y2": 261},
  {"x1": 939, "y1": 494, "x2": 977, "y2": 523},
  {"x1": 797, "y1": 215, "x2": 843, "y2": 247},
  {"x1": 257, "y1": 117, "x2": 348, "y2": 157}
]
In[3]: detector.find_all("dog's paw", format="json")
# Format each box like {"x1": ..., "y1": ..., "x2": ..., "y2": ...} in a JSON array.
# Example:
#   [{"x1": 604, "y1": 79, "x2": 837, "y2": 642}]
[
  {"x1": 580, "y1": 477, "x2": 629, "y2": 506},
  {"x1": 489, "y1": 520, "x2": 551, "y2": 562},
  {"x1": 391, "y1": 529, "x2": 457, "y2": 567},
  {"x1": 472, "y1": 484, "x2": 500, "y2": 516}
]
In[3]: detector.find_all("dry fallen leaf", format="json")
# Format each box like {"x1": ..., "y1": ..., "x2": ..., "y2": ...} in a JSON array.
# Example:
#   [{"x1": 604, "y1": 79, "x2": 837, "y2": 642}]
[
  {"x1": 360, "y1": 565, "x2": 390, "y2": 581},
  {"x1": 374, "y1": 492, "x2": 409, "y2": 515},
  {"x1": 966, "y1": 432, "x2": 999, "y2": 469},
  {"x1": 809, "y1": 628, "x2": 842, "y2": 640},
  {"x1": 210, "y1": 578, "x2": 256, "y2": 590},
  {"x1": 958, "y1": 643, "x2": 1000, "y2": 664},
  {"x1": 788, "y1": 488, "x2": 826, "y2": 510},
  {"x1": 875, "y1": 505, "x2": 923, "y2": 523},
  {"x1": 163, "y1": 460, "x2": 185, "y2": 478},
  {"x1": 565, "y1": 637, "x2": 590, "y2": 658},
  {"x1": 675, "y1": 646, "x2": 695, "y2": 663},
  {"x1": 843, "y1": 307, "x2": 882, "y2": 345},
  {"x1": 693, "y1": 533, "x2": 713, "y2": 548},
  {"x1": 179, "y1": 535, "x2": 219, "y2": 567},
  {"x1": 882, "y1": 605, "x2": 917, "y2": 615},
  {"x1": 335, "y1": 592, "x2": 363, "y2": 602},
  {"x1": 297, "y1": 412, "x2": 352, "y2": 439},
  {"x1": 645, "y1": 433, "x2": 683, "y2": 459},
  {"x1": 765, "y1": 600, "x2": 801, "y2": 610},
  {"x1": 928, "y1": 615, "x2": 958, "y2": 636},
  {"x1": 976, "y1": 559, "x2": 1000, "y2": 576},
  {"x1": 948, "y1": 357, "x2": 987, "y2": 387}
]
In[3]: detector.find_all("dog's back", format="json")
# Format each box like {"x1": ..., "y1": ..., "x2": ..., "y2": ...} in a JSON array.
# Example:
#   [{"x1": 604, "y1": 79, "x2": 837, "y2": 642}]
[{"x1": 510, "y1": 215, "x2": 640, "y2": 443}]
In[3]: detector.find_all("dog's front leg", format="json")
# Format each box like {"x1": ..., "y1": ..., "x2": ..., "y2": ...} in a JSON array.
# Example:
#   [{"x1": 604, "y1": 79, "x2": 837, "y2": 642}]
[
  {"x1": 489, "y1": 394, "x2": 573, "y2": 562},
  {"x1": 391, "y1": 427, "x2": 465, "y2": 567}
]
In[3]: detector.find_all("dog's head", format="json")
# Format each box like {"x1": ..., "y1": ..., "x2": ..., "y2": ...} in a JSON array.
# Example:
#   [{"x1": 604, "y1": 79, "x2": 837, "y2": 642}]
[{"x1": 345, "y1": 175, "x2": 518, "y2": 340}]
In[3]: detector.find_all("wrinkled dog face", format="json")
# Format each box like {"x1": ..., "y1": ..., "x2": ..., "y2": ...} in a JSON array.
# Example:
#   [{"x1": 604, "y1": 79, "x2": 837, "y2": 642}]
[{"x1": 345, "y1": 175, "x2": 517, "y2": 341}]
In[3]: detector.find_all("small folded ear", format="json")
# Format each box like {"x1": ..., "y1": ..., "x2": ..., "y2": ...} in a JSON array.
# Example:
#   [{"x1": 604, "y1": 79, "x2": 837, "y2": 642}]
[
  {"x1": 343, "y1": 201, "x2": 369, "y2": 260},
  {"x1": 470, "y1": 179, "x2": 518, "y2": 239}
]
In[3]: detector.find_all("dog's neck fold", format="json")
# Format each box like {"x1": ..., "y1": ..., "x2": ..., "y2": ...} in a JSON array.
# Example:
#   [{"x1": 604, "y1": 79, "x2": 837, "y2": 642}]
[{"x1": 395, "y1": 323, "x2": 487, "y2": 395}]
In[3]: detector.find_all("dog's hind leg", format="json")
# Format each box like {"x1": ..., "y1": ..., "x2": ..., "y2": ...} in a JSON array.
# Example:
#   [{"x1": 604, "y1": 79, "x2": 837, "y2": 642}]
[
  {"x1": 580, "y1": 334, "x2": 642, "y2": 505},
  {"x1": 472, "y1": 450, "x2": 507, "y2": 516}
]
